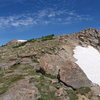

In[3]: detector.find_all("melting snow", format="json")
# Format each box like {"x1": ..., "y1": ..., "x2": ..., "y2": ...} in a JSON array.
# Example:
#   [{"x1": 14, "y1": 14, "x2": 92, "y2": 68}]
[
  {"x1": 73, "y1": 46, "x2": 100, "y2": 86},
  {"x1": 17, "y1": 40, "x2": 27, "y2": 42}
]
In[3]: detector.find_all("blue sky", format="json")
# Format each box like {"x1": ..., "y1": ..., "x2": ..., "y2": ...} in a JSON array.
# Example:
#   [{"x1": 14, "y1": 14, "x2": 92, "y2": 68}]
[{"x1": 0, "y1": 0, "x2": 100, "y2": 45}]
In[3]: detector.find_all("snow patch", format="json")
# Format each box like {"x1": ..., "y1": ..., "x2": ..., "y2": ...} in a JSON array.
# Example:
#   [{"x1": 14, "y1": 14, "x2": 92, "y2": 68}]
[
  {"x1": 17, "y1": 40, "x2": 27, "y2": 42},
  {"x1": 73, "y1": 46, "x2": 100, "y2": 86}
]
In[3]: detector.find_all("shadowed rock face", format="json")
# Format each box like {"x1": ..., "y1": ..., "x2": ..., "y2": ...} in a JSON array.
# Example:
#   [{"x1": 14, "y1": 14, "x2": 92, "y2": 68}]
[{"x1": 59, "y1": 61, "x2": 92, "y2": 89}]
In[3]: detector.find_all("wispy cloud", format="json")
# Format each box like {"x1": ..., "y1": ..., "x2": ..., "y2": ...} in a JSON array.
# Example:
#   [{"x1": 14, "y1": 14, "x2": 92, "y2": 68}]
[{"x1": 0, "y1": 9, "x2": 92, "y2": 27}]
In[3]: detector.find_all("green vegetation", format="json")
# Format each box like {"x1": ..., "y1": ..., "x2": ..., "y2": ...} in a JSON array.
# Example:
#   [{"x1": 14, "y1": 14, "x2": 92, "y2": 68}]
[
  {"x1": 8, "y1": 75, "x2": 24, "y2": 83},
  {"x1": 35, "y1": 76, "x2": 60, "y2": 100},
  {"x1": 0, "y1": 75, "x2": 24, "y2": 94},
  {"x1": 5, "y1": 70, "x2": 14, "y2": 74},
  {"x1": 29, "y1": 74, "x2": 61, "y2": 100},
  {"x1": 52, "y1": 82, "x2": 62, "y2": 88},
  {"x1": 0, "y1": 75, "x2": 24, "y2": 85},
  {"x1": 44, "y1": 74, "x2": 57, "y2": 79},
  {"x1": 20, "y1": 64, "x2": 32, "y2": 71},
  {"x1": 13, "y1": 39, "x2": 36, "y2": 48},
  {"x1": 13, "y1": 34, "x2": 55, "y2": 48},
  {"x1": 0, "y1": 86, "x2": 9, "y2": 95},
  {"x1": 13, "y1": 42, "x2": 27, "y2": 48},
  {"x1": 29, "y1": 75, "x2": 45, "y2": 83},
  {"x1": 0, "y1": 73, "x2": 4, "y2": 78},
  {"x1": 38, "y1": 91, "x2": 60, "y2": 100},
  {"x1": 32, "y1": 57, "x2": 39, "y2": 63},
  {"x1": 5, "y1": 64, "x2": 19, "y2": 74},
  {"x1": 41, "y1": 34, "x2": 55, "y2": 41},
  {"x1": 28, "y1": 70, "x2": 40, "y2": 76},
  {"x1": 76, "y1": 87, "x2": 91, "y2": 95},
  {"x1": 1, "y1": 45, "x2": 6, "y2": 47},
  {"x1": 8, "y1": 64, "x2": 19, "y2": 71},
  {"x1": 66, "y1": 87, "x2": 91, "y2": 100},
  {"x1": 27, "y1": 39, "x2": 36, "y2": 43},
  {"x1": 66, "y1": 90, "x2": 78, "y2": 100},
  {"x1": 18, "y1": 65, "x2": 40, "y2": 76}
]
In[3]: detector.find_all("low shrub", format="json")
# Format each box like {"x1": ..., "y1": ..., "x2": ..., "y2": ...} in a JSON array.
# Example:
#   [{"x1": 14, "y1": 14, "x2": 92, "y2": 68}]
[
  {"x1": 38, "y1": 91, "x2": 60, "y2": 100},
  {"x1": 44, "y1": 74, "x2": 57, "y2": 79},
  {"x1": 13, "y1": 42, "x2": 27, "y2": 48},
  {"x1": 0, "y1": 86, "x2": 9, "y2": 94},
  {"x1": 66, "y1": 90, "x2": 78, "y2": 100},
  {"x1": 13, "y1": 39, "x2": 36, "y2": 48},
  {"x1": 76, "y1": 87, "x2": 91, "y2": 95},
  {"x1": 41, "y1": 34, "x2": 55, "y2": 41}
]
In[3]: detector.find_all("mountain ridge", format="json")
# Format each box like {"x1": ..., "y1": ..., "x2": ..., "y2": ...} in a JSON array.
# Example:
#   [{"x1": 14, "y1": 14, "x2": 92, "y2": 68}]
[{"x1": 0, "y1": 28, "x2": 100, "y2": 100}]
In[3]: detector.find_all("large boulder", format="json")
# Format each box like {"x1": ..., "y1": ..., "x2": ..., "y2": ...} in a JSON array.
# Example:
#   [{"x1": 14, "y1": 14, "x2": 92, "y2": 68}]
[
  {"x1": 39, "y1": 54, "x2": 62, "y2": 75},
  {"x1": 59, "y1": 60, "x2": 92, "y2": 89},
  {"x1": 40, "y1": 54, "x2": 92, "y2": 89}
]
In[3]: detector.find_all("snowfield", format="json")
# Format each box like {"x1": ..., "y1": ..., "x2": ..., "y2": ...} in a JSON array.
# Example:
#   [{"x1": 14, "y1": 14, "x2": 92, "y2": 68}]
[{"x1": 73, "y1": 46, "x2": 100, "y2": 86}]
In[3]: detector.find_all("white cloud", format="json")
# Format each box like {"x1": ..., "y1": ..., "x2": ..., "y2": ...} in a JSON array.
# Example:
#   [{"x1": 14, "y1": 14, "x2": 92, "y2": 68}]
[
  {"x1": 0, "y1": 16, "x2": 36, "y2": 27},
  {"x1": 11, "y1": 17, "x2": 36, "y2": 26},
  {"x1": 0, "y1": 9, "x2": 92, "y2": 27}
]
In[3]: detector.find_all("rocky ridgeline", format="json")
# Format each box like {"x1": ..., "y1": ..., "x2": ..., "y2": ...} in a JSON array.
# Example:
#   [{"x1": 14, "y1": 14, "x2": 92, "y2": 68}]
[
  {"x1": 0, "y1": 28, "x2": 100, "y2": 100},
  {"x1": 68, "y1": 28, "x2": 100, "y2": 50}
]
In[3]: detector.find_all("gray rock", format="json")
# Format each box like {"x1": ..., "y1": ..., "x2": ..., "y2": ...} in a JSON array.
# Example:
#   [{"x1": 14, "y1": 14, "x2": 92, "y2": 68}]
[
  {"x1": 40, "y1": 54, "x2": 92, "y2": 89},
  {"x1": 1, "y1": 80, "x2": 40, "y2": 100}
]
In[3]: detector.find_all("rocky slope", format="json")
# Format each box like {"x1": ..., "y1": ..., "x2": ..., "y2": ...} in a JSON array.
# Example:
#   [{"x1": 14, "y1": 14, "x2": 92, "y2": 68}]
[{"x1": 0, "y1": 28, "x2": 100, "y2": 100}]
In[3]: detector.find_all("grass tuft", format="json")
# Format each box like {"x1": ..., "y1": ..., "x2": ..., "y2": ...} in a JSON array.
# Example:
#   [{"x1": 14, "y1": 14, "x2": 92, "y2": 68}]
[
  {"x1": 66, "y1": 90, "x2": 78, "y2": 100},
  {"x1": 76, "y1": 87, "x2": 91, "y2": 95},
  {"x1": 41, "y1": 34, "x2": 55, "y2": 41},
  {"x1": 13, "y1": 39, "x2": 36, "y2": 48},
  {"x1": 0, "y1": 86, "x2": 9, "y2": 95}
]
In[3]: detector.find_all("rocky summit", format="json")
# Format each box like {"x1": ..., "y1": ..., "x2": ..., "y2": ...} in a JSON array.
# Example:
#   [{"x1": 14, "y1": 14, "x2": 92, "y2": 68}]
[{"x1": 0, "y1": 28, "x2": 100, "y2": 100}]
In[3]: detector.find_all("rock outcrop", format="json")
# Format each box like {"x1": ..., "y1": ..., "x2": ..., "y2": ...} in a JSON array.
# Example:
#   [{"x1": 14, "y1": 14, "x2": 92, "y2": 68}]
[
  {"x1": 0, "y1": 28, "x2": 100, "y2": 100},
  {"x1": 40, "y1": 54, "x2": 92, "y2": 89}
]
